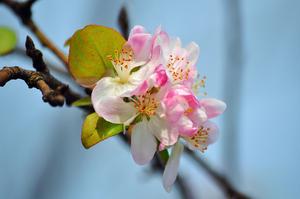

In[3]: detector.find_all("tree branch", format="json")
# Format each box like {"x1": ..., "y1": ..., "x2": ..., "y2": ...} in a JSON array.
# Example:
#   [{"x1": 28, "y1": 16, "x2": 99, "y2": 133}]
[
  {"x1": 185, "y1": 149, "x2": 250, "y2": 199},
  {"x1": 0, "y1": 36, "x2": 81, "y2": 107},
  {"x1": 118, "y1": 133, "x2": 197, "y2": 199},
  {"x1": 118, "y1": 5, "x2": 129, "y2": 39},
  {"x1": 0, "y1": 0, "x2": 69, "y2": 67}
]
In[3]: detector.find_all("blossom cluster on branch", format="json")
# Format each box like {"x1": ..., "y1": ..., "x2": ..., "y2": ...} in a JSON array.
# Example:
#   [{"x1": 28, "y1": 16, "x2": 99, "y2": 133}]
[
  {"x1": 0, "y1": 0, "x2": 250, "y2": 197},
  {"x1": 91, "y1": 26, "x2": 226, "y2": 191}
]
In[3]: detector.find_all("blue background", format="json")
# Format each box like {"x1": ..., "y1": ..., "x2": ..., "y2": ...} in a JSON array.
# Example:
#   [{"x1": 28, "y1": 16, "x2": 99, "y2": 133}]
[{"x1": 1, "y1": 0, "x2": 300, "y2": 198}]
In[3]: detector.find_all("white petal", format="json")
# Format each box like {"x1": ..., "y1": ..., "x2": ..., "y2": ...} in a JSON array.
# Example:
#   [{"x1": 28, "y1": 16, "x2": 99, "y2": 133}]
[
  {"x1": 92, "y1": 77, "x2": 137, "y2": 123},
  {"x1": 95, "y1": 96, "x2": 137, "y2": 124},
  {"x1": 153, "y1": 29, "x2": 169, "y2": 51},
  {"x1": 170, "y1": 37, "x2": 182, "y2": 50},
  {"x1": 186, "y1": 42, "x2": 200, "y2": 65},
  {"x1": 163, "y1": 142, "x2": 184, "y2": 192},
  {"x1": 129, "y1": 63, "x2": 152, "y2": 85},
  {"x1": 204, "y1": 121, "x2": 219, "y2": 145},
  {"x1": 92, "y1": 77, "x2": 136, "y2": 100},
  {"x1": 190, "y1": 108, "x2": 207, "y2": 127},
  {"x1": 131, "y1": 120, "x2": 157, "y2": 165},
  {"x1": 149, "y1": 116, "x2": 178, "y2": 146}
]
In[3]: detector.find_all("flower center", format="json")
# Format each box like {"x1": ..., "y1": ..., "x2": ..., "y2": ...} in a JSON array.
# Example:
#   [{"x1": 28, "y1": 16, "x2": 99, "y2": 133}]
[
  {"x1": 189, "y1": 126, "x2": 210, "y2": 152},
  {"x1": 133, "y1": 90, "x2": 158, "y2": 117},
  {"x1": 166, "y1": 54, "x2": 191, "y2": 82},
  {"x1": 107, "y1": 47, "x2": 134, "y2": 83},
  {"x1": 184, "y1": 107, "x2": 194, "y2": 115}
]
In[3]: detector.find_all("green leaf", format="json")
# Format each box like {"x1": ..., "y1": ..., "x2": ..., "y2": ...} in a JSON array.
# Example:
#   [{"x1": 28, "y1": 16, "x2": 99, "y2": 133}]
[
  {"x1": 71, "y1": 97, "x2": 92, "y2": 107},
  {"x1": 158, "y1": 149, "x2": 170, "y2": 165},
  {"x1": 81, "y1": 112, "x2": 123, "y2": 149},
  {"x1": 68, "y1": 25, "x2": 126, "y2": 87},
  {"x1": 0, "y1": 26, "x2": 17, "y2": 55}
]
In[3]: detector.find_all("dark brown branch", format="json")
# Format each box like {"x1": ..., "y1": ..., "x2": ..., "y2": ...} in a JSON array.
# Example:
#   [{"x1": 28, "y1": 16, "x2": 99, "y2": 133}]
[
  {"x1": 0, "y1": 0, "x2": 68, "y2": 67},
  {"x1": 185, "y1": 149, "x2": 250, "y2": 199},
  {"x1": 0, "y1": 36, "x2": 81, "y2": 107},
  {"x1": 0, "y1": 66, "x2": 65, "y2": 106},
  {"x1": 14, "y1": 47, "x2": 71, "y2": 78},
  {"x1": 118, "y1": 5, "x2": 129, "y2": 39},
  {"x1": 118, "y1": 133, "x2": 197, "y2": 199}
]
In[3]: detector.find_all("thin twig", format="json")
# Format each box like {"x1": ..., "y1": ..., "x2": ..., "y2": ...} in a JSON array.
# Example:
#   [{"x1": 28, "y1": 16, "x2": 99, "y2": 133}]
[
  {"x1": 0, "y1": 36, "x2": 81, "y2": 106},
  {"x1": 185, "y1": 149, "x2": 250, "y2": 199},
  {"x1": 118, "y1": 5, "x2": 129, "y2": 39},
  {"x1": 14, "y1": 47, "x2": 70, "y2": 78},
  {"x1": 0, "y1": 0, "x2": 69, "y2": 67},
  {"x1": 118, "y1": 133, "x2": 197, "y2": 199}
]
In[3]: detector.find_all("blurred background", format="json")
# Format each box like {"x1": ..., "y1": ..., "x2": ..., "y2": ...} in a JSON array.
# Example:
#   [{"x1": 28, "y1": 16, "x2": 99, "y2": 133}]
[{"x1": 1, "y1": 0, "x2": 300, "y2": 198}]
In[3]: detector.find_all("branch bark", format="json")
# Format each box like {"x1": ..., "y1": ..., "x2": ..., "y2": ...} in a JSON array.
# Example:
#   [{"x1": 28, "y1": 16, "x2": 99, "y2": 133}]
[
  {"x1": 186, "y1": 149, "x2": 250, "y2": 199},
  {"x1": 118, "y1": 5, "x2": 129, "y2": 39},
  {"x1": 119, "y1": 133, "x2": 197, "y2": 199},
  {"x1": 0, "y1": 36, "x2": 81, "y2": 106},
  {"x1": 0, "y1": 0, "x2": 69, "y2": 67}
]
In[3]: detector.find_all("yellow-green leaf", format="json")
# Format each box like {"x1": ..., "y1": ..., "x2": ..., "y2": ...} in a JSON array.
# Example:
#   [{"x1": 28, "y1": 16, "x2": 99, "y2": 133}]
[
  {"x1": 0, "y1": 26, "x2": 17, "y2": 55},
  {"x1": 68, "y1": 25, "x2": 126, "y2": 87},
  {"x1": 81, "y1": 112, "x2": 123, "y2": 149},
  {"x1": 64, "y1": 37, "x2": 71, "y2": 47},
  {"x1": 71, "y1": 97, "x2": 92, "y2": 107}
]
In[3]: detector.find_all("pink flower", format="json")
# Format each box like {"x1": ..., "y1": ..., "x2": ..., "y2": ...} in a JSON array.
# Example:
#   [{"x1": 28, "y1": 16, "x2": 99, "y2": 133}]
[
  {"x1": 162, "y1": 98, "x2": 226, "y2": 192},
  {"x1": 94, "y1": 69, "x2": 174, "y2": 165},
  {"x1": 92, "y1": 26, "x2": 162, "y2": 124},
  {"x1": 159, "y1": 85, "x2": 207, "y2": 150},
  {"x1": 91, "y1": 25, "x2": 227, "y2": 192},
  {"x1": 154, "y1": 29, "x2": 200, "y2": 89}
]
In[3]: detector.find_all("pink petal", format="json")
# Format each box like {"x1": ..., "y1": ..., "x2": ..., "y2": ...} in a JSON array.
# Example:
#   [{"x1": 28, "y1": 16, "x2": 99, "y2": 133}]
[
  {"x1": 170, "y1": 85, "x2": 200, "y2": 108},
  {"x1": 166, "y1": 103, "x2": 186, "y2": 123},
  {"x1": 189, "y1": 108, "x2": 207, "y2": 127},
  {"x1": 199, "y1": 98, "x2": 226, "y2": 118},
  {"x1": 127, "y1": 33, "x2": 152, "y2": 62},
  {"x1": 129, "y1": 25, "x2": 147, "y2": 37},
  {"x1": 177, "y1": 116, "x2": 198, "y2": 136},
  {"x1": 152, "y1": 64, "x2": 168, "y2": 87}
]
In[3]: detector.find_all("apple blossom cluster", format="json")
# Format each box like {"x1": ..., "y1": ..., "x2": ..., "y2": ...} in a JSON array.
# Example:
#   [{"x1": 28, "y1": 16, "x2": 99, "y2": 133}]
[{"x1": 91, "y1": 26, "x2": 226, "y2": 192}]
